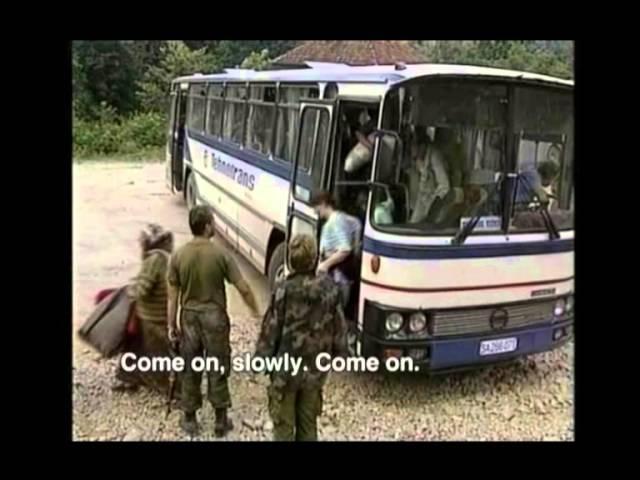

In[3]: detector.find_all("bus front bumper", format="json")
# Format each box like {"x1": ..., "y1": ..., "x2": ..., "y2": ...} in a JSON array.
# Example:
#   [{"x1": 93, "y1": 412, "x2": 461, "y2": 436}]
[{"x1": 361, "y1": 320, "x2": 573, "y2": 373}]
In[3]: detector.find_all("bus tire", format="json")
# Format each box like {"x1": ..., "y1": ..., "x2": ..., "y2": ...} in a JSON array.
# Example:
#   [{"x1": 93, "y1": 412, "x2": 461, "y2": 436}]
[
  {"x1": 267, "y1": 242, "x2": 285, "y2": 291},
  {"x1": 185, "y1": 171, "x2": 197, "y2": 209}
]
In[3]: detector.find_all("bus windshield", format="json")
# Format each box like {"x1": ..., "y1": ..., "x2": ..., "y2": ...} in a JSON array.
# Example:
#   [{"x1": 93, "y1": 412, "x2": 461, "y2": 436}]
[{"x1": 371, "y1": 79, "x2": 574, "y2": 236}]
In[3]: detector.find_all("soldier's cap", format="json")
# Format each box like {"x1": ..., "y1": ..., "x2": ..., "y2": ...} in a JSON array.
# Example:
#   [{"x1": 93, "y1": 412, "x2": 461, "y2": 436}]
[{"x1": 288, "y1": 233, "x2": 318, "y2": 273}]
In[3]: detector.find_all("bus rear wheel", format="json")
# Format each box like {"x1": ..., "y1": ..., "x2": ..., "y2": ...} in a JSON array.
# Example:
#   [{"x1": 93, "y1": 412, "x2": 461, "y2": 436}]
[
  {"x1": 186, "y1": 172, "x2": 197, "y2": 209},
  {"x1": 267, "y1": 243, "x2": 285, "y2": 291}
]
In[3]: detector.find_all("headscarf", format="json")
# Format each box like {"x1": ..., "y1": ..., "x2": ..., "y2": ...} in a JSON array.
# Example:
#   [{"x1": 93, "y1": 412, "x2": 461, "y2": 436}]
[{"x1": 139, "y1": 223, "x2": 173, "y2": 256}]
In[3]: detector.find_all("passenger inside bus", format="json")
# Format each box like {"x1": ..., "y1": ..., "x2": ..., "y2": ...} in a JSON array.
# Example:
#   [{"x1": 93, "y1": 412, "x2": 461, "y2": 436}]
[
  {"x1": 510, "y1": 132, "x2": 574, "y2": 230},
  {"x1": 435, "y1": 127, "x2": 465, "y2": 188},
  {"x1": 343, "y1": 108, "x2": 377, "y2": 181},
  {"x1": 431, "y1": 176, "x2": 490, "y2": 229},
  {"x1": 370, "y1": 123, "x2": 501, "y2": 230},
  {"x1": 511, "y1": 159, "x2": 564, "y2": 230},
  {"x1": 367, "y1": 81, "x2": 574, "y2": 234},
  {"x1": 516, "y1": 159, "x2": 561, "y2": 208},
  {"x1": 322, "y1": 105, "x2": 379, "y2": 324},
  {"x1": 334, "y1": 105, "x2": 379, "y2": 224},
  {"x1": 427, "y1": 128, "x2": 496, "y2": 227},
  {"x1": 310, "y1": 191, "x2": 362, "y2": 322},
  {"x1": 344, "y1": 109, "x2": 376, "y2": 176},
  {"x1": 406, "y1": 127, "x2": 450, "y2": 223}
]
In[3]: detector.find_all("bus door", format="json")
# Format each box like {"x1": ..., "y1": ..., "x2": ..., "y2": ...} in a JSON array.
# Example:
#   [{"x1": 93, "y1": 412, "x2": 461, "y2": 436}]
[
  {"x1": 285, "y1": 102, "x2": 334, "y2": 275},
  {"x1": 168, "y1": 83, "x2": 188, "y2": 192}
]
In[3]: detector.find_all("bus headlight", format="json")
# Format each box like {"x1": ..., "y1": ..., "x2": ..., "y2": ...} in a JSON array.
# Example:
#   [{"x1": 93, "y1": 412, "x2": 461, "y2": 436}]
[
  {"x1": 385, "y1": 313, "x2": 404, "y2": 333},
  {"x1": 409, "y1": 312, "x2": 427, "y2": 333},
  {"x1": 565, "y1": 295, "x2": 574, "y2": 313},
  {"x1": 554, "y1": 298, "x2": 566, "y2": 317}
]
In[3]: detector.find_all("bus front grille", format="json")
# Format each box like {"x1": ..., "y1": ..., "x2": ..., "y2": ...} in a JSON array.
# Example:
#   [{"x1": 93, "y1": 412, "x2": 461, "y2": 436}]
[{"x1": 431, "y1": 300, "x2": 555, "y2": 337}]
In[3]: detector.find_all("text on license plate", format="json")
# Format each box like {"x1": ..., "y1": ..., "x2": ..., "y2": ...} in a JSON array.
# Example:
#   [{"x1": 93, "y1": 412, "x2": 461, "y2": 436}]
[{"x1": 479, "y1": 337, "x2": 518, "y2": 356}]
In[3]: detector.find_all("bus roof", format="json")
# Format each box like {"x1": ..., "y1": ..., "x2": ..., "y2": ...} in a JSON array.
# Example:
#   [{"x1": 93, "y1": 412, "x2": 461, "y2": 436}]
[{"x1": 173, "y1": 62, "x2": 573, "y2": 88}]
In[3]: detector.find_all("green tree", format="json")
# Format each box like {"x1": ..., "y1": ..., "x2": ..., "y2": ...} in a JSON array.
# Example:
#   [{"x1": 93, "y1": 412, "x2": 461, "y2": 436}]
[
  {"x1": 214, "y1": 41, "x2": 298, "y2": 67},
  {"x1": 73, "y1": 40, "x2": 140, "y2": 117},
  {"x1": 184, "y1": 40, "x2": 220, "y2": 52},
  {"x1": 240, "y1": 49, "x2": 272, "y2": 70},
  {"x1": 122, "y1": 40, "x2": 166, "y2": 75},
  {"x1": 215, "y1": 41, "x2": 267, "y2": 67},
  {"x1": 72, "y1": 48, "x2": 93, "y2": 118},
  {"x1": 138, "y1": 41, "x2": 219, "y2": 113},
  {"x1": 492, "y1": 42, "x2": 572, "y2": 78},
  {"x1": 418, "y1": 40, "x2": 573, "y2": 79}
]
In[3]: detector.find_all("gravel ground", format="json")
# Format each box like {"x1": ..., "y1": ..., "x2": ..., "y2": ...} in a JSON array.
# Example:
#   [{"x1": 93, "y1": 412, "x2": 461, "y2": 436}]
[{"x1": 72, "y1": 162, "x2": 574, "y2": 442}]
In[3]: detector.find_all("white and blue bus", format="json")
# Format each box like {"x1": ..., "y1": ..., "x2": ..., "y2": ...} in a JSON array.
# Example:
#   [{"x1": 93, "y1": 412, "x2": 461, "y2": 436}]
[{"x1": 166, "y1": 62, "x2": 574, "y2": 372}]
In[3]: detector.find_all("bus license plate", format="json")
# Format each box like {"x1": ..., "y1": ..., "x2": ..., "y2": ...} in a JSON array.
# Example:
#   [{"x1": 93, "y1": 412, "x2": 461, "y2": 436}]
[{"x1": 479, "y1": 337, "x2": 518, "y2": 356}]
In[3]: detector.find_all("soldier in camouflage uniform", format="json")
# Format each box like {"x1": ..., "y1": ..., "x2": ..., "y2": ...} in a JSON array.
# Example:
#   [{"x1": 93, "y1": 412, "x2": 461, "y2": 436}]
[
  {"x1": 167, "y1": 206, "x2": 260, "y2": 437},
  {"x1": 255, "y1": 234, "x2": 348, "y2": 441}
]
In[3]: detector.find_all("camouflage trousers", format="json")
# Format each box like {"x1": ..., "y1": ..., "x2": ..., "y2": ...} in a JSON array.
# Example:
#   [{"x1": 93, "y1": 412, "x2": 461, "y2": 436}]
[
  {"x1": 268, "y1": 383, "x2": 323, "y2": 441},
  {"x1": 179, "y1": 305, "x2": 231, "y2": 412}
]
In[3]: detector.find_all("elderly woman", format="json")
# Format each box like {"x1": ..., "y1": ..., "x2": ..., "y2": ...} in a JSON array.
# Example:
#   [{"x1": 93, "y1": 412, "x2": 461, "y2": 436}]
[{"x1": 112, "y1": 224, "x2": 176, "y2": 394}]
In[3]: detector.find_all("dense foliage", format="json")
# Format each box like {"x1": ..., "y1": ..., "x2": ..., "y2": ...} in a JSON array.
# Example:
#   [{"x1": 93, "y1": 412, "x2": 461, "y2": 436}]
[
  {"x1": 417, "y1": 41, "x2": 573, "y2": 79},
  {"x1": 72, "y1": 40, "x2": 572, "y2": 158},
  {"x1": 73, "y1": 105, "x2": 165, "y2": 158}
]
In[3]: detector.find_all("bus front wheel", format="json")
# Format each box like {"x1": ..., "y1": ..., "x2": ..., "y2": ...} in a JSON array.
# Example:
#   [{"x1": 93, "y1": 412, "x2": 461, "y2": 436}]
[{"x1": 268, "y1": 243, "x2": 285, "y2": 291}]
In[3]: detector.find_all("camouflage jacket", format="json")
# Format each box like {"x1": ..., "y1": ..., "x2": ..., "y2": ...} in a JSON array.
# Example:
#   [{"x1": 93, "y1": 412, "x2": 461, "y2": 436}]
[{"x1": 255, "y1": 272, "x2": 348, "y2": 390}]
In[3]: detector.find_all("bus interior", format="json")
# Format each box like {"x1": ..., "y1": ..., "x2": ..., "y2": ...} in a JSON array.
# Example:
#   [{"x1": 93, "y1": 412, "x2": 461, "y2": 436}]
[
  {"x1": 369, "y1": 79, "x2": 574, "y2": 236},
  {"x1": 328, "y1": 100, "x2": 380, "y2": 323}
]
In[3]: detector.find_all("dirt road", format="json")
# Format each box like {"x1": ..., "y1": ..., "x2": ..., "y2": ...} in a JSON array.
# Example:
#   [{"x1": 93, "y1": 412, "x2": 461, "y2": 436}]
[{"x1": 72, "y1": 162, "x2": 574, "y2": 441}]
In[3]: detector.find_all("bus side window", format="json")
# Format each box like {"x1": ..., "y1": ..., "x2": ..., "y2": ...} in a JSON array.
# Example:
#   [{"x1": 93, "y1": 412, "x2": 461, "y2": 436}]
[
  {"x1": 187, "y1": 83, "x2": 207, "y2": 133},
  {"x1": 275, "y1": 87, "x2": 300, "y2": 162},
  {"x1": 246, "y1": 84, "x2": 276, "y2": 156},
  {"x1": 294, "y1": 107, "x2": 330, "y2": 202},
  {"x1": 275, "y1": 85, "x2": 319, "y2": 163},
  {"x1": 297, "y1": 109, "x2": 316, "y2": 172},
  {"x1": 206, "y1": 84, "x2": 224, "y2": 138},
  {"x1": 312, "y1": 109, "x2": 330, "y2": 190},
  {"x1": 223, "y1": 85, "x2": 247, "y2": 145}
]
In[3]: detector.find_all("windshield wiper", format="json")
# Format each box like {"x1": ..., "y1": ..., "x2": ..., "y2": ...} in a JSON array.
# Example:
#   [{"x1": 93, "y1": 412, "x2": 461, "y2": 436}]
[
  {"x1": 451, "y1": 175, "x2": 506, "y2": 246},
  {"x1": 516, "y1": 173, "x2": 561, "y2": 241},
  {"x1": 451, "y1": 215, "x2": 482, "y2": 246}
]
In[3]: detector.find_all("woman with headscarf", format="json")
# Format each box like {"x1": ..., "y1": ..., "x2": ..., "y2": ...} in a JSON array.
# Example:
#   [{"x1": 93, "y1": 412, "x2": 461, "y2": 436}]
[{"x1": 112, "y1": 224, "x2": 177, "y2": 394}]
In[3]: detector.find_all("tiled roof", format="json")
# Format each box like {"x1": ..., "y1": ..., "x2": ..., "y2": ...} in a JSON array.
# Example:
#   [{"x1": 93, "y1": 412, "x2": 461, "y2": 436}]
[{"x1": 272, "y1": 41, "x2": 427, "y2": 67}]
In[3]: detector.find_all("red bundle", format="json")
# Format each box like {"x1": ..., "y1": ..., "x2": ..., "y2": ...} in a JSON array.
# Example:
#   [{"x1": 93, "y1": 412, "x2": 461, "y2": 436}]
[{"x1": 94, "y1": 288, "x2": 116, "y2": 305}]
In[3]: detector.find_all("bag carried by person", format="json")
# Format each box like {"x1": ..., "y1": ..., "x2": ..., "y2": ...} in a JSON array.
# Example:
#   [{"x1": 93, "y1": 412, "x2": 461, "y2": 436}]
[
  {"x1": 77, "y1": 286, "x2": 135, "y2": 358},
  {"x1": 344, "y1": 140, "x2": 373, "y2": 173}
]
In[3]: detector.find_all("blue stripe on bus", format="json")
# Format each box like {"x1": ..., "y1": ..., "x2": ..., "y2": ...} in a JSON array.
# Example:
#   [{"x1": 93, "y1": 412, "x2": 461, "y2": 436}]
[
  {"x1": 362, "y1": 236, "x2": 574, "y2": 259},
  {"x1": 185, "y1": 128, "x2": 314, "y2": 189},
  {"x1": 195, "y1": 189, "x2": 266, "y2": 255},
  {"x1": 191, "y1": 165, "x2": 286, "y2": 230}
]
